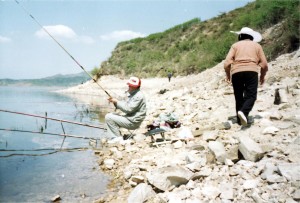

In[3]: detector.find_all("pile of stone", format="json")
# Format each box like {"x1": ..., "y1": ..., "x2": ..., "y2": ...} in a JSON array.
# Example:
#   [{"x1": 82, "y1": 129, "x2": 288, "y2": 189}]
[{"x1": 92, "y1": 49, "x2": 299, "y2": 203}]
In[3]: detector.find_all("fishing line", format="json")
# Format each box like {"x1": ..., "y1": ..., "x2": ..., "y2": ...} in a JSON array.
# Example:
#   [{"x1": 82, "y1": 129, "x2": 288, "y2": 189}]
[
  {"x1": 0, "y1": 128, "x2": 100, "y2": 140},
  {"x1": 0, "y1": 147, "x2": 89, "y2": 158},
  {"x1": 0, "y1": 109, "x2": 107, "y2": 130},
  {"x1": 14, "y1": 0, "x2": 112, "y2": 97},
  {"x1": 0, "y1": 147, "x2": 88, "y2": 152}
]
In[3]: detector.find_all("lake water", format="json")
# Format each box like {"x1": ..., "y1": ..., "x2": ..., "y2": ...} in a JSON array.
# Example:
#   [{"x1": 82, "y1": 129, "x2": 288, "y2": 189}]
[{"x1": 0, "y1": 86, "x2": 110, "y2": 202}]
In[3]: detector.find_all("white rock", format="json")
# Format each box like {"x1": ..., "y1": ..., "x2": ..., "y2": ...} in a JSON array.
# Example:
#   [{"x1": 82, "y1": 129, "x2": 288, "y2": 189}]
[
  {"x1": 186, "y1": 162, "x2": 202, "y2": 172},
  {"x1": 278, "y1": 88, "x2": 289, "y2": 103},
  {"x1": 292, "y1": 89, "x2": 300, "y2": 96},
  {"x1": 146, "y1": 166, "x2": 194, "y2": 191},
  {"x1": 225, "y1": 158, "x2": 234, "y2": 166},
  {"x1": 127, "y1": 183, "x2": 156, "y2": 203},
  {"x1": 185, "y1": 153, "x2": 197, "y2": 164},
  {"x1": 173, "y1": 140, "x2": 184, "y2": 149},
  {"x1": 114, "y1": 150, "x2": 123, "y2": 159},
  {"x1": 261, "y1": 162, "x2": 278, "y2": 180},
  {"x1": 285, "y1": 198, "x2": 298, "y2": 203},
  {"x1": 208, "y1": 141, "x2": 227, "y2": 163},
  {"x1": 177, "y1": 126, "x2": 194, "y2": 139},
  {"x1": 201, "y1": 185, "x2": 220, "y2": 199},
  {"x1": 220, "y1": 182, "x2": 234, "y2": 200},
  {"x1": 186, "y1": 180, "x2": 196, "y2": 189},
  {"x1": 262, "y1": 126, "x2": 279, "y2": 135},
  {"x1": 131, "y1": 175, "x2": 145, "y2": 184},
  {"x1": 270, "y1": 111, "x2": 283, "y2": 120},
  {"x1": 103, "y1": 159, "x2": 115, "y2": 169},
  {"x1": 129, "y1": 180, "x2": 138, "y2": 187},
  {"x1": 203, "y1": 130, "x2": 218, "y2": 141},
  {"x1": 123, "y1": 170, "x2": 132, "y2": 180},
  {"x1": 278, "y1": 163, "x2": 300, "y2": 182},
  {"x1": 238, "y1": 135, "x2": 264, "y2": 162},
  {"x1": 293, "y1": 189, "x2": 300, "y2": 201},
  {"x1": 266, "y1": 174, "x2": 286, "y2": 183},
  {"x1": 257, "y1": 111, "x2": 271, "y2": 119},
  {"x1": 51, "y1": 195, "x2": 61, "y2": 202},
  {"x1": 294, "y1": 136, "x2": 300, "y2": 144},
  {"x1": 259, "y1": 118, "x2": 273, "y2": 126},
  {"x1": 251, "y1": 191, "x2": 268, "y2": 203},
  {"x1": 185, "y1": 197, "x2": 202, "y2": 203},
  {"x1": 243, "y1": 179, "x2": 259, "y2": 190},
  {"x1": 166, "y1": 193, "x2": 183, "y2": 203},
  {"x1": 191, "y1": 166, "x2": 212, "y2": 179}
]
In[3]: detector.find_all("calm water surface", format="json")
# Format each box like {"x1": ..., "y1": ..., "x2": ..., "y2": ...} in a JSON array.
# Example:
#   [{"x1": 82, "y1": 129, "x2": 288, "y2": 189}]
[{"x1": 0, "y1": 86, "x2": 109, "y2": 202}]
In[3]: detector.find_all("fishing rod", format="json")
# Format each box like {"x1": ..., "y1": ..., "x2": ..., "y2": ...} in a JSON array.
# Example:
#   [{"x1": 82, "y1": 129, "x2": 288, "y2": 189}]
[
  {"x1": 14, "y1": 0, "x2": 112, "y2": 98},
  {"x1": 0, "y1": 147, "x2": 88, "y2": 152},
  {"x1": 0, "y1": 109, "x2": 107, "y2": 130},
  {"x1": 0, "y1": 128, "x2": 100, "y2": 140},
  {"x1": 0, "y1": 147, "x2": 89, "y2": 158}
]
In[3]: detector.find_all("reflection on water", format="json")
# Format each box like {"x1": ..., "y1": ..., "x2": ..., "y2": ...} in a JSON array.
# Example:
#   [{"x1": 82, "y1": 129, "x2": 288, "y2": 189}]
[
  {"x1": 0, "y1": 86, "x2": 110, "y2": 202},
  {"x1": 73, "y1": 103, "x2": 108, "y2": 124},
  {"x1": 62, "y1": 92, "x2": 114, "y2": 124}
]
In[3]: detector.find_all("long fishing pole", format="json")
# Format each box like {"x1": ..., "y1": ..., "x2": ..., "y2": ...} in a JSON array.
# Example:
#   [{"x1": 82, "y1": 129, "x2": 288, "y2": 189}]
[
  {"x1": 14, "y1": 0, "x2": 112, "y2": 98},
  {"x1": 0, "y1": 147, "x2": 88, "y2": 152},
  {"x1": 0, "y1": 109, "x2": 107, "y2": 130},
  {"x1": 0, "y1": 147, "x2": 89, "y2": 158},
  {"x1": 0, "y1": 128, "x2": 99, "y2": 140}
]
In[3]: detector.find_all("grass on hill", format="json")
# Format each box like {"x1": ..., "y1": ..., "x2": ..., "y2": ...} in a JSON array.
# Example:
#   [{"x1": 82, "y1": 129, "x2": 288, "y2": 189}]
[{"x1": 95, "y1": 0, "x2": 299, "y2": 78}]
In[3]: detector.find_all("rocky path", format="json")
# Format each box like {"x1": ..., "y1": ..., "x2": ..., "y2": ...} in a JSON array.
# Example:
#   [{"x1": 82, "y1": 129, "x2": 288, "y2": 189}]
[{"x1": 60, "y1": 50, "x2": 300, "y2": 203}]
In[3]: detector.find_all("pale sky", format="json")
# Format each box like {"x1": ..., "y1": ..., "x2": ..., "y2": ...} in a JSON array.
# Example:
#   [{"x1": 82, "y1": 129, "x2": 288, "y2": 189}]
[{"x1": 0, "y1": 0, "x2": 252, "y2": 79}]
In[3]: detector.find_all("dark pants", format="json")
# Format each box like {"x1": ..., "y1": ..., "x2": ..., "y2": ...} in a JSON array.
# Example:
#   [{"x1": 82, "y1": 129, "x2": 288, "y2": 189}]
[{"x1": 232, "y1": 71, "x2": 258, "y2": 124}]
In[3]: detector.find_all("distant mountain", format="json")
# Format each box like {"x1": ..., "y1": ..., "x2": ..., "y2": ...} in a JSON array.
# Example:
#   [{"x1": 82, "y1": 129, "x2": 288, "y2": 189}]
[{"x1": 0, "y1": 72, "x2": 90, "y2": 87}]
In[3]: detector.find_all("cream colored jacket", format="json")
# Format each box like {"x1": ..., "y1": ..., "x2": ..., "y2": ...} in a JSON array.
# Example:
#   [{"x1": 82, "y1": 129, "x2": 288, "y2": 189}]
[{"x1": 224, "y1": 39, "x2": 268, "y2": 77}]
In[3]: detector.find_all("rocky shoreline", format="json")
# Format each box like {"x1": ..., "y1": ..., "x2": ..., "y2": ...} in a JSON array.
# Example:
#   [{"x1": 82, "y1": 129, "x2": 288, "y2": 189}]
[{"x1": 60, "y1": 50, "x2": 299, "y2": 203}]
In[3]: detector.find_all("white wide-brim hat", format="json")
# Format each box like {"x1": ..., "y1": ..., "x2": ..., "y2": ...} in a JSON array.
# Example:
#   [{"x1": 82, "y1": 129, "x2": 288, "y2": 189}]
[{"x1": 230, "y1": 27, "x2": 262, "y2": 42}]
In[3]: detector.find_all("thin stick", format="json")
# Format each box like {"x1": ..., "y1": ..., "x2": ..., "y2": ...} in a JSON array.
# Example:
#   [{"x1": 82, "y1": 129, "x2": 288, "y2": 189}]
[
  {"x1": 0, "y1": 109, "x2": 106, "y2": 130},
  {"x1": 45, "y1": 112, "x2": 47, "y2": 129},
  {"x1": 60, "y1": 122, "x2": 67, "y2": 149},
  {"x1": 0, "y1": 147, "x2": 88, "y2": 152},
  {"x1": 14, "y1": 0, "x2": 112, "y2": 98},
  {"x1": 0, "y1": 147, "x2": 89, "y2": 158},
  {"x1": 0, "y1": 128, "x2": 100, "y2": 140}
]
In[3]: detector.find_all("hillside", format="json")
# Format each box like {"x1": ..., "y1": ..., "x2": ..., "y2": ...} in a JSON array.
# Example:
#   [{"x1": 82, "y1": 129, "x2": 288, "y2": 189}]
[
  {"x1": 0, "y1": 72, "x2": 90, "y2": 87},
  {"x1": 96, "y1": 0, "x2": 299, "y2": 78}
]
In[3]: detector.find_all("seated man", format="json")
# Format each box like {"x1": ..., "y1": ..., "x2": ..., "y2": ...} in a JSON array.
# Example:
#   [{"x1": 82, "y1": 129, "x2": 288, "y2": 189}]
[{"x1": 105, "y1": 76, "x2": 147, "y2": 143}]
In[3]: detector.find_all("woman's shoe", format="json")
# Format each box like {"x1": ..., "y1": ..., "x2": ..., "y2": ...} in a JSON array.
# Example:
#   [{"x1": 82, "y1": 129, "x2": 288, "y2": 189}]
[{"x1": 238, "y1": 111, "x2": 248, "y2": 126}]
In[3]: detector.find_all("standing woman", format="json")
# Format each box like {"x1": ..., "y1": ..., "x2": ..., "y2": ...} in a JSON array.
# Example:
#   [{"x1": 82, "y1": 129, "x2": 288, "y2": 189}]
[{"x1": 224, "y1": 27, "x2": 268, "y2": 126}]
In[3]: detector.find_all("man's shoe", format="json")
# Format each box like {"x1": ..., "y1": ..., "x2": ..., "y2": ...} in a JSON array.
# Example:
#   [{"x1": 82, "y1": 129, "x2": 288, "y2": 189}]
[
  {"x1": 107, "y1": 137, "x2": 123, "y2": 144},
  {"x1": 123, "y1": 134, "x2": 133, "y2": 140},
  {"x1": 238, "y1": 111, "x2": 248, "y2": 126}
]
